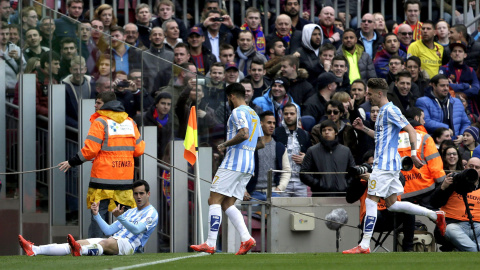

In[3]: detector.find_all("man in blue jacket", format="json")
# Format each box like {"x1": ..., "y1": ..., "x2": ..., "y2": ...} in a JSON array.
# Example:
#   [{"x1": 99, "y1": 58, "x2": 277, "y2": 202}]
[{"x1": 415, "y1": 74, "x2": 470, "y2": 144}]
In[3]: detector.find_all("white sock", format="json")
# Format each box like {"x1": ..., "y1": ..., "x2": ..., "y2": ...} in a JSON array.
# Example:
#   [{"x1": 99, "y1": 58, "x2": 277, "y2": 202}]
[
  {"x1": 387, "y1": 201, "x2": 436, "y2": 221},
  {"x1": 225, "y1": 205, "x2": 251, "y2": 242},
  {"x1": 35, "y1": 243, "x2": 70, "y2": 256},
  {"x1": 206, "y1": 204, "x2": 222, "y2": 247},
  {"x1": 81, "y1": 243, "x2": 104, "y2": 256},
  {"x1": 360, "y1": 198, "x2": 378, "y2": 249}
]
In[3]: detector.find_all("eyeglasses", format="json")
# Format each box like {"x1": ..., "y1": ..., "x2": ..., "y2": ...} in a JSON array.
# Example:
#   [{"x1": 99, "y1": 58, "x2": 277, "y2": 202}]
[
  {"x1": 446, "y1": 152, "x2": 458, "y2": 156},
  {"x1": 326, "y1": 110, "x2": 340, "y2": 115},
  {"x1": 362, "y1": 19, "x2": 373, "y2": 23},
  {"x1": 399, "y1": 32, "x2": 413, "y2": 36}
]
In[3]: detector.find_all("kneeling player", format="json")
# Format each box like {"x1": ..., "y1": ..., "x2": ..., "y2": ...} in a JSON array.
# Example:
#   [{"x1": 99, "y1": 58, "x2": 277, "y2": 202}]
[{"x1": 19, "y1": 180, "x2": 157, "y2": 256}]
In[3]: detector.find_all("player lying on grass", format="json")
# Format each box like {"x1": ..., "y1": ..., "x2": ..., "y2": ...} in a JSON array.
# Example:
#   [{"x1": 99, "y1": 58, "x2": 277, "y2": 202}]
[{"x1": 18, "y1": 180, "x2": 158, "y2": 256}]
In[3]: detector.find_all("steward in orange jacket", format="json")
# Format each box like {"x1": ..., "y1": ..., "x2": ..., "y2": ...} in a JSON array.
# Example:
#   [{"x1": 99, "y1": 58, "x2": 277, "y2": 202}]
[
  {"x1": 65, "y1": 100, "x2": 145, "y2": 211},
  {"x1": 398, "y1": 115, "x2": 446, "y2": 201}
]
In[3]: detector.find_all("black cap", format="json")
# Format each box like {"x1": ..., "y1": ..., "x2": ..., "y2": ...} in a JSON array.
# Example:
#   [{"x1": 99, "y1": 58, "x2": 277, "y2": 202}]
[{"x1": 317, "y1": 72, "x2": 342, "y2": 90}]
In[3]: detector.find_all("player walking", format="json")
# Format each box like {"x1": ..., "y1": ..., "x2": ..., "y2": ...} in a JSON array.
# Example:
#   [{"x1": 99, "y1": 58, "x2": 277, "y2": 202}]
[
  {"x1": 190, "y1": 83, "x2": 264, "y2": 255},
  {"x1": 343, "y1": 78, "x2": 446, "y2": 254}
]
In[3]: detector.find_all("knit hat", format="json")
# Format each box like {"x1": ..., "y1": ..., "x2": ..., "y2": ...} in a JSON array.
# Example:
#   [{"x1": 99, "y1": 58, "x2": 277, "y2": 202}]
[{"x1": 464, "y1": 126, "x2": 479, "y2": 142}]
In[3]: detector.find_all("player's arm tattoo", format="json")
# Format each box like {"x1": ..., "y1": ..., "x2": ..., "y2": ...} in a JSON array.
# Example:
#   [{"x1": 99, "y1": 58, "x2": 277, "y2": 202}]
[{"x1": 224, "y1": 127, "x2": 249, "y2": 147}]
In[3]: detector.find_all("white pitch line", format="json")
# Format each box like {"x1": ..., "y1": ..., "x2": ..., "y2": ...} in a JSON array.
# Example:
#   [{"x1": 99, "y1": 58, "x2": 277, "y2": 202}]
[{"x1": 110, "y1": 253, "x2": 209, "y2": 270}]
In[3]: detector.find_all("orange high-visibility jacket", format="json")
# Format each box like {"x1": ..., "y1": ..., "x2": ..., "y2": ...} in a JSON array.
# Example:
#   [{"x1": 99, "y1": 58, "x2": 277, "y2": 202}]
[
  {"x1": 78, "y1": 102, "x2": 145, "y2": 190},
  {"x1": 441, "y1": 189, "x2": 480, "y2": 222},
  {"x1": 398, "y1": 125, "x2": 445, "y2": 199}
]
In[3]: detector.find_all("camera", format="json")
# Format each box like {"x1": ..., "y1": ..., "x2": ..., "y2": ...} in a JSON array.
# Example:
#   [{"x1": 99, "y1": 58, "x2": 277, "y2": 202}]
[
  {"x1": 348, "y1": 163, "x2": 372, "y2": 177},
  {"x1": 117, "y1": 80, "x2": 130, "y2": 88},
  {"x1": 212, "y1": 17, "x2": 224, "y2": 22},
  {"x1": 451, "y1": 169, "x2": 478, "y2": 196}
]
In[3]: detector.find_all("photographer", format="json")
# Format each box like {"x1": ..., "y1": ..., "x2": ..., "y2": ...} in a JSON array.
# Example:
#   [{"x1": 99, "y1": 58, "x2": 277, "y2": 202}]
[
  {"x1": 346, "y1": 152, "x2": 415, "y2": 251},
  {"x1": 431, "y1": 157, "x2": 480, "y2": 251},
  {"x1": 112, "y1": 72, "x2": 137, "y2": 119}
]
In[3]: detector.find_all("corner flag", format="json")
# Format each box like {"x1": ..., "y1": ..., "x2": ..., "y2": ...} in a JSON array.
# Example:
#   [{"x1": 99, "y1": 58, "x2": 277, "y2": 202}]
[{"x1": 184, "y1": 106, "x2": 198, "y2": 165}]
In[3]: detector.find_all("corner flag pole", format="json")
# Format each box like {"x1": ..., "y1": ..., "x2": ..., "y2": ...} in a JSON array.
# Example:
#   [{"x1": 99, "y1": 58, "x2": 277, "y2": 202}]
[{"x1": 183, "y1": 106, "x2": 204, "y2": 243}]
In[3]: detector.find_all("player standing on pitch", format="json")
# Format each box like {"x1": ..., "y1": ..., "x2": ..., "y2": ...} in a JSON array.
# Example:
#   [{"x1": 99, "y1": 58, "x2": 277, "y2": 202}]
[
  {"x1": 190, "y1": 83, "x2": 264, "y2": 255},
  {"x1": 343, "y1": 78, "x2": 446, "y2": 254}
]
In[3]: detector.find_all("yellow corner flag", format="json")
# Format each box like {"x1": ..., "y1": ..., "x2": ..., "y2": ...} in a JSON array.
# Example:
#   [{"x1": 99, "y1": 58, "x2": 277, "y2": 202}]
[{"x1": 184, "y1": 106, "x2": 198, "y2": 166}]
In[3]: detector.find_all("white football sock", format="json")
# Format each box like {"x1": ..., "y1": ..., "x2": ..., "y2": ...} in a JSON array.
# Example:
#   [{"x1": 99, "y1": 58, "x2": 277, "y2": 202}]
[
  {"x1": 81, "y1": 243, "x2": 104, "y2": 256},
  {"x1": 387, "y1": 201, "x2": 436, "y2": 220},
  {"x1": 35, "y1": 243, "x2": 70, "y2": 256},
  {"x1": 360, "y1": 198, "x2": 378, "y2": 249},
  {"x1": 225, "y1": 205, "x2": 251, "y2": 242},
  {"x1": 206, "y1": 204, "x2": 222, "y2": 247}
]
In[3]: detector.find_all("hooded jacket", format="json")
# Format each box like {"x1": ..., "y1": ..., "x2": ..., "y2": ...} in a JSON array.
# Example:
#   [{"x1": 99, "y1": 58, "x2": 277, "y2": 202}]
[
  {"x1": 415, "y1": 86, "x2": 471, "y2": 138},
  {"x1": 297, "y1": 24, "x2": 324, "y2": 87},
  {"x1": 253, "y1": 88, "x2": 301, "y2": 121},
  {"x1": 68, "y1": 101, "x2": 145, "y2": 192},
  {"x1": 142, "y1": 45, "x2": 174, "y2": 95},
  {"x1": 300, "y1": 136, "x2": 355, "y2": 196},
  {"x1": 373, "y1": 49, "x2": 407, "y2": 79},
  {"x1": 337, "y1": 44, "x2": 377, "y2": 82}
]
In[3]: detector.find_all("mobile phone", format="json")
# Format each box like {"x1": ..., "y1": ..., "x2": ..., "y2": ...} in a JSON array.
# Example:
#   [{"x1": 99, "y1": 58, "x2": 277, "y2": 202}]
[
  {"x1": 117, "y1": 80, "x2": 130, "y2": 88},
  {"x1": 9, "y1": 44, "x2": 15, "y2": 51},
  {"x1": 196, "y1": 78, "x2": 206, "y2": 85}
]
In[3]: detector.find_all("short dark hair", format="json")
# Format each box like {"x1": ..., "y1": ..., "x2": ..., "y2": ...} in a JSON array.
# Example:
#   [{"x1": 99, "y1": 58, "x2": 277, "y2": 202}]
[
  {"x1": 389, "y1": 55, "x2": 404, "y2": 65},
  {"x1": 174, "y1": 42, "x2": 190, "y2": 52},
  {"x1": 362, "y1": 150, "x2": 375, "y2": 163},
  {"x1": 367, "y1": 78, "x2": 388, "y2": 93},
  {"x1": 110, "y1": 25, "x2": 125, "y2": 35},
  {"x1": 225, "y1": 83, "x2": 246, "y2": 99},
  {"x1": 240, "y1": 78, "x2": 253, "y2": 88},
  {"x1": 133, "y1": 179, "x2": 150, "y2": 192},
  {"x1": 155, "y1": 92, "x2": 172, "y2": 104},
  {"x1": 383, "y1": 33, "x2": 398, "y2": 43},
  {"x1": 281, "y1": 55, "x2": 299, "y2": 70},
  {"x1": 326, "y1": 99, "x2": 345, "y2": 115},
  {"x1": 266, "y1": 37, "x2": 285, "y2": 56},
  {"x1": 96, "y1": 91, "x2": 116, "y2": 103},
  {"x1": 432, "y1": 127, "x2": 450, "y2": 142},
  {"x1": 60, "y1": 37, "x2": 77, "y2": 49},
  {"x1": 250, "y1": 57, "x2": 265, "y2": 69},
  {"x1": 343, "y1": 28, "x2": 356, "y2": 35},
  {"x1": 25, "y1": 27, "x2": 40, "y2": 36},
  {"x1": 395, "y1": 70, "x2": 412, "y2": 81},
  {"x1": 452, "y1": 24, "x2": 468, "y2": 40},
  {"x1": 422, "y1": 19, "x2": 435, "y2": 28},
  {"x1": 404, "y1": 0, "x2": 421, "y2": 11},
  {"x1": 406, "y1": 55, "x2": 421, "y2": 68},
  {"x1": 430, "y1": 74, "x2": 448, "y2": 85},
  {"x1": 332, "y1": 55, "x2": 347, "y2": 65},
  {"x1": 320, "y1": 119, "x2": 338, "y2": 134},
  {"x1": 405, "y1": 107, "x2": 423, "y2": 120},
  {"x1": 40, "y1": 51, "x2": 61, "y2": 69},
  {"x1": 206, "y1": 10, "x2": 221, "y2": 18},
  {"x1": 211, "y1": 62, "x2": 225, "y2": 70},
  {"x1": 351, "y1": 79, "x2": 366, "y2": 90},
  {"x1": 259, "y1": 110, "x2": 274, "y2": 121},
  {"x1": 283, "y1": 103, "x2": 297, "y2": 113},
  {"x1": 319, "y1": 43, "x2": 336, "y2": 55}
]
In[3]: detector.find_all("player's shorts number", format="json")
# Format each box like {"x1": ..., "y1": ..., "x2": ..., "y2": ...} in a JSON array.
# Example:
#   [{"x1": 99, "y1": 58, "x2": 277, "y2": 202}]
[
  {"x1": 212, "y1": 176, "x2": 220, "y2": 185},
  {"x1": 248, "y1": 119, "x2": 258, "y2": 142},
  {"x1": 369, "y1": 179, "x2": 377, "y2": 190}
]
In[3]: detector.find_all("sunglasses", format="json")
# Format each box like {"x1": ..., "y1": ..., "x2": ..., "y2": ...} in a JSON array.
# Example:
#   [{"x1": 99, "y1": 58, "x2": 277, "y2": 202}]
[
  {"x1": 399, "y1": 32, "x2": 413, "y2": 36},
  {"x1": 362, "y1": 19, "x2": 373, "y2": 23},
  {"x1": 326, "y1": 110, "x2": 340, "y2": 115}
]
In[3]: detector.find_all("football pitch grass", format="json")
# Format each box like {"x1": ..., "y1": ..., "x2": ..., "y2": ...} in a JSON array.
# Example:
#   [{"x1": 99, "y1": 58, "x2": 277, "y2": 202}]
[{"x1": 2, "y1": 252, "x2": 480, "y2": 270}]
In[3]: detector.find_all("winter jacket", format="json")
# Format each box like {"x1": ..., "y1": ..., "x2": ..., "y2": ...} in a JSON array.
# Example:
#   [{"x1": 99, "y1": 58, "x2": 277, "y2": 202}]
[
  {"x1": 274, "y1": 126, "x2": 311, "y2": 154},
  {"x1": 373, "y1": 49, "x2": 407, "y2": 79},
  {"x1": 310, "y1": 118, "x2": 358, "y2": 159},
  {"x1": 387, "y1": 84, "x2": 417, "y2": 115},
  {"x1": 297, "y1": 24, "x2": 324, "y2": 87},
  {"x1": 302, "y1": 92, "x2": 328, "y2": 123},
  {"x1": 439, "y1": 60, "x2": 480, "y2": 98},
  {"x1": 355, "y1": 29, "x2": 384, "y2": 59},
  {"x1": 286, "y1": 68, "x2": 316, "y2": 108},
  {"x1": 415, "y1": 86, "x2": 471, "y2": 138},
  {"x1": 142, "y1": 45, "x2": 174, "y2": 95},
  {"x1": 266, "y1": 30, "x2": 302, "y2": 55},
  {"x1": 1, "y1": 43, "x2": 25, "y2": 93},
  {"x1": 62, "y1": 75, "x2": 96, "y2": 128},
  {"x1": 300, "y1": 137, "x2": 355, "y2": 196},
  {"x1": 321, "y1": 24, "x2": 343, "y2": 49},
  {"x1": 202, "y1": 30, "x2": 233, "y2": 54},
  {"x1": 252, "y1": 89, "x2": 301, "y2": 123},
  {"x1": 337, "y1": 44, "x2": 377, "y2": 82},
  {"x1": 68, "y1": 100, "x2": 145, "y2": 191},
  {"x1": 443, "y1": 35, "x2": 480, "y2": 70}
]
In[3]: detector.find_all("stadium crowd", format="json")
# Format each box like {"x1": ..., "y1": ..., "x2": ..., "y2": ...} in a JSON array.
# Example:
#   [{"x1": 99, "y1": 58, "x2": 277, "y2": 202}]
[{"x1": 3, "y1": 0, "x2": 480, "y2": 252}]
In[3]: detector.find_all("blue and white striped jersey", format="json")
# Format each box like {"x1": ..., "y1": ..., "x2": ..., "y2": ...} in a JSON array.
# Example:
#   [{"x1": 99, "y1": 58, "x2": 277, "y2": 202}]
[
  {"x1": 373, "y1": 102, "x2": 410, "y2": 171},
  {"x1": 220, "y1": 105, "x2": 263, "y2": 174},
  {"x1": 112, "y1": 205, "x2": 158, "y2": 252}
]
